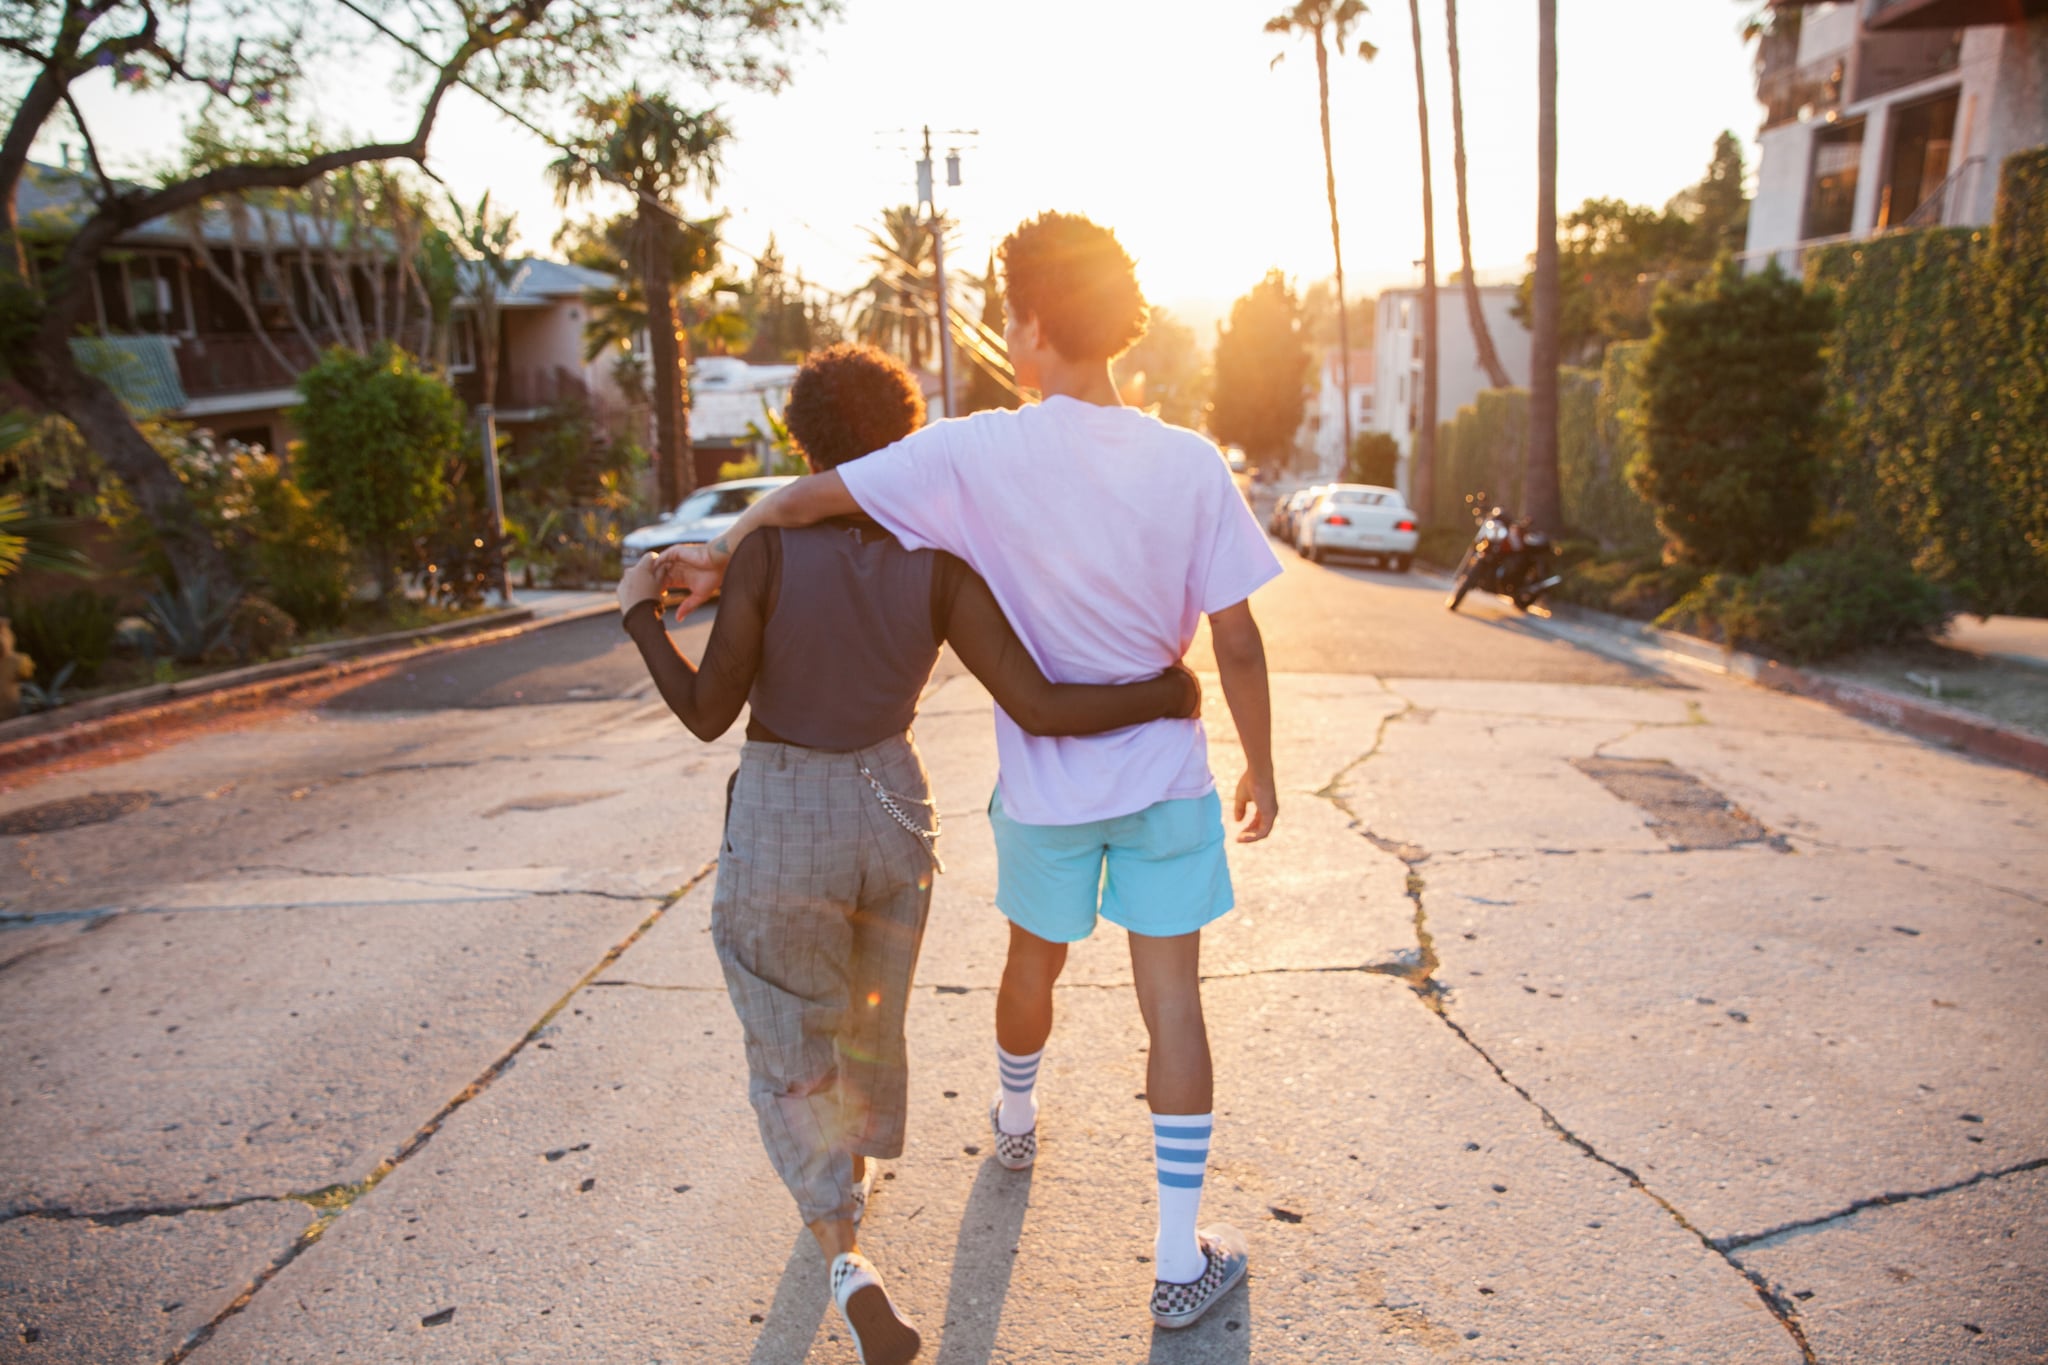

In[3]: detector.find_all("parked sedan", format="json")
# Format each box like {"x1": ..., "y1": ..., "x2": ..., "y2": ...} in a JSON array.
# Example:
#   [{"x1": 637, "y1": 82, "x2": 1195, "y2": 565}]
[
  {"x1": 1295, "y1": 483, "x2": 1418, "y2": 571},
  {"x1": 621, "y1": 476, "x2": 796, "y2": 556},
  {"x1": 1268, "y1": 485, "x2": 1329, "y2": 543}
]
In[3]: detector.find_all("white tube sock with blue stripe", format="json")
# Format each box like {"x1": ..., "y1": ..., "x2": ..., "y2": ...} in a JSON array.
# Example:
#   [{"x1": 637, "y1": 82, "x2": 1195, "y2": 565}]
[
  {"x1": 1152, "y1": 1112, "x2": 1212, "y2": 1284},
  {"x1": 996, "y1": 1045, "x2": 1042, "y2": 1135}
]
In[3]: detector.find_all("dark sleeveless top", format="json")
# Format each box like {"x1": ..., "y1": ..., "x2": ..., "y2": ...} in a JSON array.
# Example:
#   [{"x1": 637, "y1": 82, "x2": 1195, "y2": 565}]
[{"x1": 749, "y1": 522, "x2": 941, "y2": 750}]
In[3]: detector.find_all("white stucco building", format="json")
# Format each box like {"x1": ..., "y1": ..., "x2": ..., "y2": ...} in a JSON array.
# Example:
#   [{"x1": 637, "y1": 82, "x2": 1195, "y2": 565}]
[
  {"x1": 1371, "y1": 285, "x2": 1531, "y2": 499},
  {"x1": 1299, "y1": 347, "x2": 1375, "y2": 481},
  {"x1": 1742, "y1": 1, "x2": 2048, "y2": 274}
]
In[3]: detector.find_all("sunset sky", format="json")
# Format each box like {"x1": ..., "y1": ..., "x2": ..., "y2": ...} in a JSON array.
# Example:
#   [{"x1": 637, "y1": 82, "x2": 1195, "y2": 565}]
[{"x1": 40, "y1": 0, "x2": 1765, "y2": 338}]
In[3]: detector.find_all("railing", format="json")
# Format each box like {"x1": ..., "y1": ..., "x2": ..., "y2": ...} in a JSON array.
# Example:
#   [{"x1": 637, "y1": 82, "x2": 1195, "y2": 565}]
[
  {"x1": 1899, "y1": 156, "x2": 1987, "y2": 230},
  {"x1": 1757, "y1": 55, "x2": 1845, "y2": 129},
  {"x1": 174, "y1": 333, "x2": 320, "y2": 399},
  {"x1": 494, "y1": 365, "x2": 591, "y2": 412}
]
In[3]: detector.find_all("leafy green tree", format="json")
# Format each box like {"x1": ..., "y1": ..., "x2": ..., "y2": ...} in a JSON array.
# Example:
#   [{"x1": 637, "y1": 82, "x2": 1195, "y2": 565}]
[
  {"x1": 1346, "y1": 431, "x2": 1400, "y2": 487},
  {"x1": 1, "y1": 0, "x2": 830, "y2": 601},
  {"x1": 1632, "y1": 262, "x2": 1834, "y2": 572},
  {"x1": 856, "y1": 205, "x2": 952, "y2": 373},
  {"x1": 294, "y1": 344, "x2": 462, "y2": 599},
  {"x1": 1114, "y1": 306, "x2": 1205, "y2": 429},
  {"x1": 1209, "y1": 271, "x2": 1311, "y2": 472},
  {"x1": 548, "y1": 90, "x2": 732, "y2": 514},
  {"x1": 1267, "y1": 0, "x2": 1376, "y2": 457}
]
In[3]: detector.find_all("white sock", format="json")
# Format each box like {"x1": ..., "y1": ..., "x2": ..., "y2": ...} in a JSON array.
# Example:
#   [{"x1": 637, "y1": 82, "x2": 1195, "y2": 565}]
[
  {"x1": 1152, "y1": 1112, "x2": 1212, "y2": 1284},
  {"x1": 996, "y1": 1045, "x2": 1042, "y2": 1135}
]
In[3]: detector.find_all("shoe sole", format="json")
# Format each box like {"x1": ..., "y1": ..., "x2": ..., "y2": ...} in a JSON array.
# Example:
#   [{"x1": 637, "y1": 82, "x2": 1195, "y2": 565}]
[
  {"x1": 843, "y1": 1284, "x2": 922, "y2": 1364},
  {"x1": 1150, "y1": 1258, "x2": 1248, "y2": 1331}
]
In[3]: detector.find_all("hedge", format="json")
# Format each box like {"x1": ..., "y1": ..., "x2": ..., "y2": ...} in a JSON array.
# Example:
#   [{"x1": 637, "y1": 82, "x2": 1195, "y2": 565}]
[
  {"x1": 1807, "y1": 146, "x2": 2048, "y2": 615},
  {"x1": 1428, "y1": 343, "x2": 1657, "y2": 551}
]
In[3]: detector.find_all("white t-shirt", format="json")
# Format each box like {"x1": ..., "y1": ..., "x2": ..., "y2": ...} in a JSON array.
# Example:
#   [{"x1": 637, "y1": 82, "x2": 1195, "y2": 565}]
[{"x1": 838, "y1": 395, "x2": 1282, "y2": 825}]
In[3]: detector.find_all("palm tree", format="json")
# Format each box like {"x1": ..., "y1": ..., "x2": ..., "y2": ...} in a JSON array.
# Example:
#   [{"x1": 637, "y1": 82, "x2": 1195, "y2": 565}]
[
  {"x1": 1527, "y1": 0, "x2": 1563, "y2": 533},
  {"x1": 1445, "y1": 0, "x2": 1512, "y2": 390},
  {"x1": 1267, "y1": 1, "x2": 1377, "y2": 463},
  {"x1": 1405, "y1": 0, "x2": 1440, "y2": 519},
  {"x1": 855, "y1": 205, "x2": 951, "y2": 372},
  {"x1": 547, "y1": 90, "x2": 730, "y2": 513}
]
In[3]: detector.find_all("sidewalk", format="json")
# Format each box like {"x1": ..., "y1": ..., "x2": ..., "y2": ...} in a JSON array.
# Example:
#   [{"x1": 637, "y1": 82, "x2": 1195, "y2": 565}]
[{"x1": 1945, "y1": 614, "x2": 2048, "y2": 670}]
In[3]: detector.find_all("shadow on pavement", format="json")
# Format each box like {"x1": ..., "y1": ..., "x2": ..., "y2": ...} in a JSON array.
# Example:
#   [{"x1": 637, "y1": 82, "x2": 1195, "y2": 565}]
[
  {"x1": 1146, "y1": 1276, "x2": 1253, "y2": 1365},
  {"x1": 747, "y1": 1228, "x2": 829, "y2": 1365},
  {"x1": 933, "y1": 1159, "x2": 1035, "y2": 1363}
]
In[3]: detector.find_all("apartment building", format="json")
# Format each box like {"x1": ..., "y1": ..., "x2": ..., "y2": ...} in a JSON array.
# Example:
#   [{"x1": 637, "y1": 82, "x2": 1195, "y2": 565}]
[
  {"x1": 1743, "y1": 0, "x2": 2048, "y2": 273},
  {"x1": 1299, "y1": 347, "x2": 1376, "y2": 482},
  {"x1": 1371, "y1": 285, "x2": 1531, "y2": 500}
]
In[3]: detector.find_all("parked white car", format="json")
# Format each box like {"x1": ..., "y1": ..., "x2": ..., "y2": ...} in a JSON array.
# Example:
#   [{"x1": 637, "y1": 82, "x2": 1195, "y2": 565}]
[
  {"x1": 1295, "y1": 483, "x2": 1418, "y2": 571},
  {"x1": 621, "y1": 476, "x2": 795, "y2": 556}
]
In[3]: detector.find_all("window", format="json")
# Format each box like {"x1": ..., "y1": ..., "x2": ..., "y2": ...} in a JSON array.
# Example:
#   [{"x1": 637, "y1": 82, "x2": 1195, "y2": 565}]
[
  {"x1": 1803, "y1": 118, "x2": 1866, "y2": 239},
  {"x1": 1878, "y1": 89, "x2": 1960, "y2": 229},
  {"x1": 448, "y1": 315, "x2": 478, "y2": 372}
]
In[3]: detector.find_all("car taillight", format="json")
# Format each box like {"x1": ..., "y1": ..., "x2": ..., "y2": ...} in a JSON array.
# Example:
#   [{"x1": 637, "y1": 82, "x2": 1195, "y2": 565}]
[
  {"x1": 1395, "y1": 518, "x2": 1416, "y2": 532},
  {"x1": 1324, "y1": 514, "x2": 1351, "y2": 526}
]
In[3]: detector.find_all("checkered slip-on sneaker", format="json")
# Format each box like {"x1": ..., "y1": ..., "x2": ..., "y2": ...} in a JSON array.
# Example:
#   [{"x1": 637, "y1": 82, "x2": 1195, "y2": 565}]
[
  {"x1": 987, "y1": 1096, "x2": 1037, "y2": 1171},
  {"x1": 852, "y1": 1160, "x2": 878, "y2": 1226},
  {"x1": 830, "y1": 1252, "x2": 922, "y2": 1365},
  {"x1": 1149, "y1": 1224, "x2": 1250, "y2": 1330}
]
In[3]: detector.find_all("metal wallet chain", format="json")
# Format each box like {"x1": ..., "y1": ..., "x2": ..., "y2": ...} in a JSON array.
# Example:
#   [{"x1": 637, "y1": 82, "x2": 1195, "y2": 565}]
[{"x1": 859, "y1": 762, "x2": 945, "y2": 875}]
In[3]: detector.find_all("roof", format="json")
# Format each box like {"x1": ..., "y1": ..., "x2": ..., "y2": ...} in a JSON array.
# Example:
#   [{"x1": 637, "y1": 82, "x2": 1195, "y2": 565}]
[
  {"x1": 16, "y1": 161, "x2": 371, "y2": 250},
  {"x1": 494, "y1": 258, "x2": 615, "y2": 307}
]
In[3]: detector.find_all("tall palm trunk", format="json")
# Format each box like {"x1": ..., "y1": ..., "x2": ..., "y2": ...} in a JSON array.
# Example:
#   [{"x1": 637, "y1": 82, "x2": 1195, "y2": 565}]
[
  {"x1": 1407, "y1": 0, "x2": 1440, "y2": 521},
  {"x1": 641, "y1": 205, "x2": 689, "y2": 512},
  {"x1": 1314, "y1": 26, "x2": 1355, "y2": 466},
  {"x1": 1446, "y1": 0, "x2": 1512, "y2": 389},
  {"x1": 1527, "y1": 0, "x2": 1563, "y2": 534}
]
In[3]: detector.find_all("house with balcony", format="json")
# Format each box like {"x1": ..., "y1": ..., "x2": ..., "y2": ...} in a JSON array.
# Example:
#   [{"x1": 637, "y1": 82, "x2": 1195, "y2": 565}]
[
  {"x1": 1742, "y1": 0, "x2": 2048, "y2": 273},
  {"x1": 12, "y1": 160, "x2": 636, "y2": 456},
  {"x1": 1371, "y1": 285, "x2": 1531, "y2": 501}
]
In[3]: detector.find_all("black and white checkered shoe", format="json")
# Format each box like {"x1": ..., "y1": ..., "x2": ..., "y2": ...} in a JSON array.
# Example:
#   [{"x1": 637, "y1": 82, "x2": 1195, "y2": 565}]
[
  {"x1": 987, "y1": 1097, "x2": 1037, "y2": 1171},
  {"x1": 830, "y1": 1253, "x2": 922, "y2": 1365},
  {"x1": 1149, "y1": 1224, "x2": 1249, "y2": 1330}
]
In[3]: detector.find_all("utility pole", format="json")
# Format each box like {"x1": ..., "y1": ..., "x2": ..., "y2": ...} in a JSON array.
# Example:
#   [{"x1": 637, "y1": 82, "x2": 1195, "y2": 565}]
[{"x1": 910, "y1": 125, "x2": 976, "y2": 418}]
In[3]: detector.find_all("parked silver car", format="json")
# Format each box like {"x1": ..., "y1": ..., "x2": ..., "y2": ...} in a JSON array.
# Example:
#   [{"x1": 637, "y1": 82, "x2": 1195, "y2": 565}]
[{"x1": 621, "y1": 477, "x2": 795, "y2": 557}]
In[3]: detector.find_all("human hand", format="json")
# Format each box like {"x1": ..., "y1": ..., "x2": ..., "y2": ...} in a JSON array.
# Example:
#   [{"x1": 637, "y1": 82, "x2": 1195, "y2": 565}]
[
  {"x1": 654, "y1": 541, "x2": 730, "y2": 620},
  {"x1": 1163, "y1": 661, "x2": 1203, "y2": 720},
  {"x1": 617, "y1": 551, "x2": 662, "y2": 615},
  {"x1": 1233, "y1": 768, "x2": 1277, "y2": 843}
]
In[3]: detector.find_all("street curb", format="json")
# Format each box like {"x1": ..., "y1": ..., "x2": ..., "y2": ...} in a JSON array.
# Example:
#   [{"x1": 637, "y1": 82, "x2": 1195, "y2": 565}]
[
  {"x1": 0, "y1": 600, "x2": 618, "y2": 778},
  {"x1": 1524, "y1": 601, "x2": 2048, "y2": 780}
]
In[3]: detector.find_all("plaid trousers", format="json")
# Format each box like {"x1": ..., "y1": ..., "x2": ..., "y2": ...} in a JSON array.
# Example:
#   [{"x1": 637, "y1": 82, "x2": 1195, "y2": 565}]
[{"x1": 712, "y1": 733, "x2": 938, "y2": 1226}]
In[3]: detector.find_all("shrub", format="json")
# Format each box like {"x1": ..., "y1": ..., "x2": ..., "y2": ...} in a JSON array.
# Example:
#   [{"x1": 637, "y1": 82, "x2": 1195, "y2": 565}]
[
  {"x1": 1551, "y1": 553, "x2": 1703, "y2": 622},
  {"x1": 4, "y1": 587, "x2": 119, "y2": 684},
  {"x1": 1659, "y1": 542, "x2": 1949, "y2": 663},
  {"x1": 1632, "y1": 260, "x2": 1834, "y2": 572},
  {"x1": 1345, "y1": 432, "x2": 1400, "y2": 487},
  {"x1": 228, "y1": 595, "x2": 298, "y2": 660},
  {"x1": 294, "y1": 343, "x2": 461, "y2": 598},
  {"x1": 1806, "y1": 147, "x2": 2048, "y2": 615}
]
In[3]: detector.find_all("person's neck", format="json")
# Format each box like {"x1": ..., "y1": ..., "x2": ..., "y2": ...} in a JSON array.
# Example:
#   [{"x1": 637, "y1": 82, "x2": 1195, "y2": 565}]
[{"x1": 1033, "y1": 357, "x2": 1123, "y2": 408}]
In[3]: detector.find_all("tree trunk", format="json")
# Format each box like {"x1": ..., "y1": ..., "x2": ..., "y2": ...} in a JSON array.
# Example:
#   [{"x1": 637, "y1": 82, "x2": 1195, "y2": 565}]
[
  {"x1": 1408, "y1": 0, "x2": 1440, "y2": 523},
  {"x1": 1315, "y1": 30, "x2": 1355, "y2": 465},
  {"x1": 22, "y1": 332, "x2": 238, "y2": 598},
  {"x1": 1527, "y1": 0, "x2": 1564, "y2": 535},
  {"x1": 642, "y1": 206, "x2": 686, "y2": 513},
  {"x1": 1446, "y1": 0, "x2": 1513, "y2": 390},
  {"x1": 677, "y1": 321, "x2": 697, "y2": 501}
]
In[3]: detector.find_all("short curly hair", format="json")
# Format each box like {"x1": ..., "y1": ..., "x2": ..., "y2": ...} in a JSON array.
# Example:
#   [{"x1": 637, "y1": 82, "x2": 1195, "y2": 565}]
[
  {"x1": 782, "y1": 343, "x2": 927, "y2": 473},
  {"x1": 1000, "y1": 212, "x2": 1150, "y2": 362}
]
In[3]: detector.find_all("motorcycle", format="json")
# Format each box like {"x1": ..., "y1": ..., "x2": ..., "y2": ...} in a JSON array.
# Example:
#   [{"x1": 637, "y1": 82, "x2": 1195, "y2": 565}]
[{"x1": 1446, "y1": 510, "x2": 1563, "y2": 612}]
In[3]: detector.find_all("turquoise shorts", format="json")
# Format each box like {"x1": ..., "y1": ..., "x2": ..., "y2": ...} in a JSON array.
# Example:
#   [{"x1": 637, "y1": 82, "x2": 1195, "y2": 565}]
[{"x1": 988, "y1": 787, "x2": 1235, "y2": 943}]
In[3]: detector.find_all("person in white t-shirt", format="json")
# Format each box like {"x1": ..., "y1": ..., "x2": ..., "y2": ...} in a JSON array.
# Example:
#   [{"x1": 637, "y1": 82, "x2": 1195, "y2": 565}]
[{"x1": 660, "y1": 212, "x2": 1281, "y2": 1334}]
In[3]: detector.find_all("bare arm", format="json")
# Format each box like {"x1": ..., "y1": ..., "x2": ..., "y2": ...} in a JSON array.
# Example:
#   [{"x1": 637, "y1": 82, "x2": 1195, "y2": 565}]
[
  {"x1": 1208, "y1": 599, "x2": 1276, "y2": 842},
  {"x1": 657, "y1": 471, "x2": 859, "y2": 617},
  {"x1": 939, "y1": 559, "x2": 1200, "y2": 735},
  {"x1": 618, "y1": 537, "x2": 774, "y2": 741}
]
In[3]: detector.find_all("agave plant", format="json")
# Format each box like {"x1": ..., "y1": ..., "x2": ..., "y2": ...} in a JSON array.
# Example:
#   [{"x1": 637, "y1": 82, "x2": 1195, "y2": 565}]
[
  {"x1": 18, "y1": 660, "x2": 77, "y2": 713},
  {"x1": 0, "y1": 493, "x2": 93, "y2": 586},
  {"x1": 145, "y1": 581, "x2": 242, "y2": 664}
]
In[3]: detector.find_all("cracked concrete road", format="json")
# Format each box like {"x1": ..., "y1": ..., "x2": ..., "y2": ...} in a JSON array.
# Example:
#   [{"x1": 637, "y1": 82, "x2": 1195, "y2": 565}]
[{"x1": 1, "y1": 552, "x2": 2043, "y2": 1363}]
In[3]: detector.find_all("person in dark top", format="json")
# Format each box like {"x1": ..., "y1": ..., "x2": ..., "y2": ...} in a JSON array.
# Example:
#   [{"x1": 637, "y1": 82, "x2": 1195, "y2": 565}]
[{"x1": 615, "y1": 343, "x2": 1195, "y2": 1365}]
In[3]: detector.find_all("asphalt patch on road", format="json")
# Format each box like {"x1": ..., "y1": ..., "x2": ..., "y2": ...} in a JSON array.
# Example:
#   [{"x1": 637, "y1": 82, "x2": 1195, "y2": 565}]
[
  {"x1": 1570, "y1": 757, "x2": 1784, "y2": 851},
  {"x1": 0, "y1": 790, "x2": 154, "y2": 835}
]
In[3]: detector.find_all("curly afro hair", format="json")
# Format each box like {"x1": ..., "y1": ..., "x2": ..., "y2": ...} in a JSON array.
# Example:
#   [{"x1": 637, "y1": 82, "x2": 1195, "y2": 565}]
[
  {"x1": 999, "y1": 211, "x2": 1150, "y2": 363},
  {"x1": 782, "y1": 343, "x2": 927, "y2": 473}
]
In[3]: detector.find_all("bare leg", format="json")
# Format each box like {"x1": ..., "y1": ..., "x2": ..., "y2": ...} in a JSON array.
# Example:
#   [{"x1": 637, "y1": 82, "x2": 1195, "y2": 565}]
[
  {"x1": 995, "y1": 921, "x2": 1069, "y2": 1056},
  {"x1": 808, "y1": 1215, "x2": 858, "y2": 1262},
  {"x1": 1127, "y1": 929, "x2": 1211, "y2": 1115}
]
